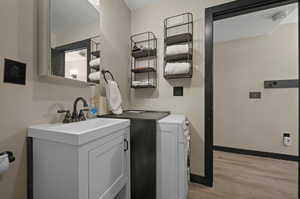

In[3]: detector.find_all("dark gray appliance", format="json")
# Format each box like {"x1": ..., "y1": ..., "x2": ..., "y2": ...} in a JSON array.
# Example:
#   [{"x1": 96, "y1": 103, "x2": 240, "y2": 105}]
[{"x1": 100, "y1": 110, "x2": 170, "y2": 199}]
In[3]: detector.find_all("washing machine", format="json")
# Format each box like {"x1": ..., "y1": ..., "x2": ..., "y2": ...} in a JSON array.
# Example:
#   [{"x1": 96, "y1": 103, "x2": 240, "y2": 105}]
[{"x1": 157, "y1": 114, "x2": 191, "y2": 199}]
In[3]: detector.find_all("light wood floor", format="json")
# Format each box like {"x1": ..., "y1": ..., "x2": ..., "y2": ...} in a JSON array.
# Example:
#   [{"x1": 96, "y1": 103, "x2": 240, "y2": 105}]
[{"x1": 189, "y1": 151, "x2": 298, "y2": 199}]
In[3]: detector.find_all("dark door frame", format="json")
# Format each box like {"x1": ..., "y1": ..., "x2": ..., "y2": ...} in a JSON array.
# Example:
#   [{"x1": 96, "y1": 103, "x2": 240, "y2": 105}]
[{"x1": 204, "y1": 0, "x2": 300, "y2": 194}]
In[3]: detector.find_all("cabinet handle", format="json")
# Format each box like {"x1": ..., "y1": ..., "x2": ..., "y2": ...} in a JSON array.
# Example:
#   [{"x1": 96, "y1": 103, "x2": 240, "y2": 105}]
[{"x1": 124, "y1": 139, "x2": 129, "y2": 152}]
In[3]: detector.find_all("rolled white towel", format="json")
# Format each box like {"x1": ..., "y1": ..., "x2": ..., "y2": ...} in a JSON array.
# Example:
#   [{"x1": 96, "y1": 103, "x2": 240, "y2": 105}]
[
  {"x1": 132, "y1": 80, "x2": 154, "y2": 87},
  {"x1": 89, "y1": 71, "x2": 100, "y2": 81},
  {"x1": 89, "y1": 58, "x2": 100, "y2": 67},
  {"x1": 166, "y1": 44, "x2": 189, "y2": 55},
  {"x1": 165, "y1": 62, "x2": 191, "y2": 75}
]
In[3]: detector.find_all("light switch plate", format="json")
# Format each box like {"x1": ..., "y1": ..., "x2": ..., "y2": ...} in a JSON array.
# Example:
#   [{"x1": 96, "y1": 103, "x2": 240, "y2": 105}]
[
  {"x1": 173, "y1": 87, "x2": 183, "y2": 96},
  {"x1": 249, "y1": 92, "x2": 261, "y2": 99}
]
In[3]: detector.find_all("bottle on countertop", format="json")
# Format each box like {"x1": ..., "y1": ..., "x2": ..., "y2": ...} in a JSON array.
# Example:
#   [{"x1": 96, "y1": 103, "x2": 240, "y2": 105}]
[{"x1": 87, "y1": 97, "x2": 98, "y2": 119}]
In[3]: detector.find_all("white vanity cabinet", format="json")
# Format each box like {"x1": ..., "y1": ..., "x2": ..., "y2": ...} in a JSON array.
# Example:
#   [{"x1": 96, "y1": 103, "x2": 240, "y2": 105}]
[{"x1": 28, "y1": 118, "x2": 130, "y2": 199}]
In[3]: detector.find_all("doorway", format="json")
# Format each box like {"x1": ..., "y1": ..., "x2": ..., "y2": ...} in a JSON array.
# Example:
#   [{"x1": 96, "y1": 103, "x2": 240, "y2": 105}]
[{"x1": 204, "y1": 0, "x2": 299, "y2": 197}]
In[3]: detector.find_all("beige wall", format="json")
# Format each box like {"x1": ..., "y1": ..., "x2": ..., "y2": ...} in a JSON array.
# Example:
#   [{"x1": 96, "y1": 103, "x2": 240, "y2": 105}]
[
  {"x1": 52, "y1": 22, "x2": 100, "y2": 47},
  {"x1": 214, "y1": 23, "x2": 298, "y2": 155},
  {"x1": 99, "y1": 0, "x2": 131, "y2": 107},
  {"x1": 0, "y1": 0, "x2": 130, "y2": 198},
  {"x1": 129, "y1": 0, "x2": 232, "y2": 176}
]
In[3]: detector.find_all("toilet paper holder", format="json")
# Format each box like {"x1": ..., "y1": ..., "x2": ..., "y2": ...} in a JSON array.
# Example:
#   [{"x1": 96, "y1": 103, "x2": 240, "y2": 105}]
[{"x1": 0, "y1": 151, "x2": 15, "y2": 163}]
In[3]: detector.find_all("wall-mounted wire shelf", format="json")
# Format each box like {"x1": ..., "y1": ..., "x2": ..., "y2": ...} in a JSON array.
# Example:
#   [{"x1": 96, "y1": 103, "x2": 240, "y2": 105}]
[
  {"x1": 130, "y1": 32, "x2": 157, "y2": 89},
  {"x1": 164, "y1": 13, "x2": 193, "y2": 79}
]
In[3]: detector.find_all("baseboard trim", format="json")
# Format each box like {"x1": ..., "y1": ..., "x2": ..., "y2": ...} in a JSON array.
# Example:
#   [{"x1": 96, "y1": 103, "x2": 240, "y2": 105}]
[
  {"x1": 190, "y1": 174, "x2": 213, "y2": 187},
  {"x1": 214, "y1": 145, "x2": 299, "y2": 162}
]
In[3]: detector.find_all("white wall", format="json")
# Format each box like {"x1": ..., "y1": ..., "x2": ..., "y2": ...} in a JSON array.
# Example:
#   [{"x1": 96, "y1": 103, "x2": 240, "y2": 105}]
[
  {"x1": 129, "y1": 0, "x2": 233, "y2": 176},
  {"x1": 0, "y1": 0, "x2": 130, "y2": 198},
  {"x1": 214, "y1": 23, "x2": 298, "y2": 155}
]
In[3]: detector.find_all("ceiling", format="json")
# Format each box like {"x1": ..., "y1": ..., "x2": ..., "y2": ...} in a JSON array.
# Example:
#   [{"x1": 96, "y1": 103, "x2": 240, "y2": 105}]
[
  {"x1": 124, "y1": 0, "x2": 160, "y2": 10},
  {"x1": 51, "y1": 0, "x2": 99, "y2": 34},
  {"x1": 214, "y1": 3, "x2": 298, "y2": 43}
]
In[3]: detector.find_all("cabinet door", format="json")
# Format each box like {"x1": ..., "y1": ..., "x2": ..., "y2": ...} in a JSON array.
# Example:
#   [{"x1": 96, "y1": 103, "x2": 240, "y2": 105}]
[{"x1": 89, "y1": 135, "x2": 128, "y2": 199}]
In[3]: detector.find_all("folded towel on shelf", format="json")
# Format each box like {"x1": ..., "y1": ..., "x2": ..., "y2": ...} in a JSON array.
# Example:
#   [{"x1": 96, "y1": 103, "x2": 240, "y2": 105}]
[
  {"x1": 165, "y1": 62, "x2": 191, "y2": 75},
  {"x1": 166, "y1": 44, "x2": 189, "y2": 55},
  {"x1": 89, "y1": 58, "x2": 100, "y2": 67},
  {"x1": 106, "y1": 80, "x2": 123, "y2": 114},
  {"x1": 132, "y1": 80, "x2": 154, "y2": 87},
  {"x1": 133, "y1": 66, "x2": 155, "y2": 70},
  {"x1": 88, "y1": 71, "x2": 101, "y2": 81}
]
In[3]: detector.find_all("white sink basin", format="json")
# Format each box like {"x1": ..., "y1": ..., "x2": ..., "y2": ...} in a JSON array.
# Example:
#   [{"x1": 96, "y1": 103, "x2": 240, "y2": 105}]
[{"x1": 28, "y1": 118, "x2": 130, "y2": 145}]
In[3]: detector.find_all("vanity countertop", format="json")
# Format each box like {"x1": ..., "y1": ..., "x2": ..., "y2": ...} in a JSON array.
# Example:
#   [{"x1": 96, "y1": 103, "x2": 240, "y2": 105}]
[
  {"x1": 98, "y1": 110, "x2": 170, "y2": 121},
  {"x1": 28, "y1": 118, "x2": 130, "y2": 145}
]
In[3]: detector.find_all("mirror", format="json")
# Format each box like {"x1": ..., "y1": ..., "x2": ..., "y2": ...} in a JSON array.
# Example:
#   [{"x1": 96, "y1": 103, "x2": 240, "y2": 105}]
[{"x1": 49, "y1": 0, "x2": 100, "y2": 84}]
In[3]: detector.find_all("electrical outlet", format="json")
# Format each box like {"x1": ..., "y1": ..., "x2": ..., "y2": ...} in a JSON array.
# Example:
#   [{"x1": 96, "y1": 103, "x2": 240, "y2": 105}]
[{"x1": 283, "y1": 133, "x2": 292, "y2": 146}]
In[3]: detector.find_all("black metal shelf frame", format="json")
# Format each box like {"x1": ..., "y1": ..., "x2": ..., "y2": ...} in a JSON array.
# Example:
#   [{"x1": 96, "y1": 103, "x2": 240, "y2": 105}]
[
  {"x1": 130, "y1": 32, "x2": 158, "y2": 88},
  {"x1": 164, "y1": 13, "x2": 193, "y2": 79},
  {"x1": 132, "y1": 85, "x2": 157, "y2": 89},
  {"x1": 88, "y1": 36, "x2": 100, "y2": 85}
]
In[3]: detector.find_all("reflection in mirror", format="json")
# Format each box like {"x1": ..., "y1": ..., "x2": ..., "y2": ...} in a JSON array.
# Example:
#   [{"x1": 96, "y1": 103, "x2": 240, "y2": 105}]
[{"x1": 50, "y1": 0, "x2": 100, "y2": 84}]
